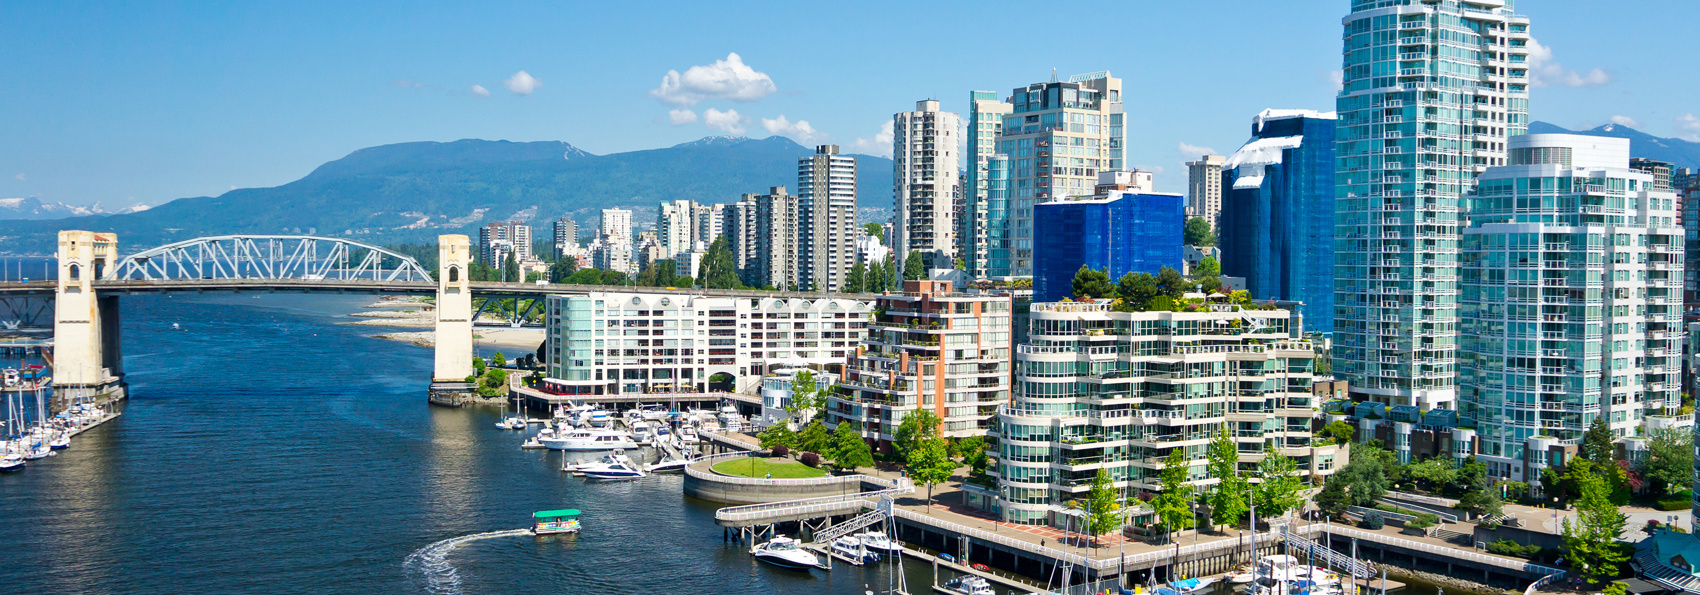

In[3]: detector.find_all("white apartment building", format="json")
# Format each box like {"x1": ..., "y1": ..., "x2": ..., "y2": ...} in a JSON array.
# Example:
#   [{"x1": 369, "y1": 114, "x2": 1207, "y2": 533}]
[
  {"x1": 478, "y1": 221, "x2": 532, "y2": 267},
  {"x1": 658, "y1": 200, "x2": 696, "y2": 261},
  {"x1": 551, "y1": 217, "x2": 580, "y2": 261},
  {"x1": 1186, "y1": 154, "x2": 1227, "y2": 225},
  {"x1": 965, "y1": 90, "x2": 1014, "y2": 277},
  {"x1": 893, "y1": 100, "x2": 962, "y2": 268},
  {"x1": 596, "y1": 208, "x2": 634, "y2": 274},
  {"x1": 543, "y1": 292, "x2": 871, "y2": 396},
  {"x1": 798, "y1": 145, "x2": 858, "y2": 291}
]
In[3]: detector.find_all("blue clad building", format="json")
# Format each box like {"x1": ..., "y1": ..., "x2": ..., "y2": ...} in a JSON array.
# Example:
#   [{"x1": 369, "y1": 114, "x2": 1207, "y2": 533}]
[
  {"x1": 1032, "y1": 175, "x2": 1184, "y2": 302},
  {"x1": 1219, "y1": 109, "x2": 1336, "y2": 333}
]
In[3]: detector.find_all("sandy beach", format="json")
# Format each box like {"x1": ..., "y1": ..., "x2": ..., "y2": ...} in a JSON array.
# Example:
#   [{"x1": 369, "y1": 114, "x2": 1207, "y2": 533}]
[{"x1": 355, "y1": 296, "x2": 544, "y2": 350}]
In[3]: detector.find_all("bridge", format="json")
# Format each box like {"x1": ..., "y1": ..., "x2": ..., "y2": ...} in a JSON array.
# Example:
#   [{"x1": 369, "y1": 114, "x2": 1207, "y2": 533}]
[{"x1": 0, "y1": 230, "x2": 855, "y2": 406}]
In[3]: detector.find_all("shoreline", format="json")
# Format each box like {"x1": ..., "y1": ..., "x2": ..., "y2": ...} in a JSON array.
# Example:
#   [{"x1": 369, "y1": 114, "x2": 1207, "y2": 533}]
[{"x1": 354, "y1": 296, "x2": 545, "y2": 350}]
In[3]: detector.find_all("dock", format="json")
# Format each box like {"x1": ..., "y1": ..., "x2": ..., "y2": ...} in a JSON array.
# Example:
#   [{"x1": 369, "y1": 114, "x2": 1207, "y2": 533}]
[{"x1": 1353, "y1": 576, "x2": 1407, "y2": 593}]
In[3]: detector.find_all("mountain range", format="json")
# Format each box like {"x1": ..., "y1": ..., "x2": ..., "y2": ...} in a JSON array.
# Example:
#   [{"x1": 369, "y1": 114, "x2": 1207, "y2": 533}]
[
  {"x1": 0, "y1": 136, "x2": 893, "y2": 255},
  {"x1": 1528, "y1": 121, "x2": 1700, "y2": 169},
  {"x1": 0, "y1": 197, "x2": 151, "y2": 220}
]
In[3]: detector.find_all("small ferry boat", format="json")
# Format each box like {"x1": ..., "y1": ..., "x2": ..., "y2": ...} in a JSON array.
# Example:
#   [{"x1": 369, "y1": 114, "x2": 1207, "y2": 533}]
[
  {"x1": 542, "y1": 429, "x2": 639, "y2": 451},
  {"x1": 531, "y1": 509, "x2": 581, "y2": 535},
  {"x1": 751, "y1": 536, "x2": 821, "y2": 570},
  {"x1": 940, "y1": 575, "x2": 994, "y2": 595}
]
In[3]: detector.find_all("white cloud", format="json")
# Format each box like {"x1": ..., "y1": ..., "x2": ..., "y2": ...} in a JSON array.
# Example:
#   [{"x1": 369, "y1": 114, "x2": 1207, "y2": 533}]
[
  {"x1": 760, "y1": 115, "x2": 822, "y2": 144},
  {"x1": 703, "y1": 108, "x2": 745, "y2": 134},
  {"x1": 13, "y1": 173, "x2": 22, "y2": 181},
  {"x1": 470, "y1": 84, "x2": 490, "y2": 97},
  {"x1": 848, "y1": 120, "x2": 895, "y2": 157},
  {"x1": 1527, "y1": 39, "x2": 1609, "y2": 88},
  {"x1": 504, "y1": 71, "x2": 540, "y2": 95},
  {"x1": 1135, "y1": 165, "x2": 1167, "y2": 176},
  {"x1": 649, "y1": 52, "x2": 776, "y2": 106},
  {"x1": 1178, "y1": 142, "x2": 1218, "y2": 159},
  {"x1": 1608, "y1": 115, "x2": 1640, "y2": 128},
  {"x1": 1676, "y1": 113, "x2": 1700, "y2": 142},
  {"x1": 668, "y1": 109, "x2": 698, "y2": 125}
]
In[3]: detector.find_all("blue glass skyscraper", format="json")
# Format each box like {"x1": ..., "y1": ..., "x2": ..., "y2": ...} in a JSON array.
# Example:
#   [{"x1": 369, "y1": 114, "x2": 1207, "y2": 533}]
[
  {"x1": 1221, "y1": 109, "x2": 1338, "y2": 333},
  {"x1": 1032, "y1": 188, "x2": 1184, "y2": 302}
]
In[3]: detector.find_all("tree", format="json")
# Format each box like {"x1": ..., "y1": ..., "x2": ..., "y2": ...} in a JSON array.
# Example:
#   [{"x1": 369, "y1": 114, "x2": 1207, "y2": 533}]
[
  {"x1": 472, "y1": 356, "x2": 487, "y2": 375},
  {"x1": 845, "y1": 262, "x2": 867, "y2": 293},
  {"x1": 1198, "y1": 275, "x2": 1223, "y2": 293},
  {"x1": 1086, "y1": 468, "x2": 1122, "y2": 547},
  {"x1": 1254, "y1": 449, "x2": 1304, "y2": 518},
  {"x1": 1116, "y1": 272, "x2": 1159, "y2": 309},
  {"x1": 1405, "y1": 457, "x2": 1458, "y2": 489},
  {"x1": 1195, "y1": 256, "x2": 1222, "y2": 278},
  {"x1": 1339, "y1": 445, "x2": 1390, "y2": 508},
  {"x1": 1321, "y1": 420, "x2": 1355, "y2": 444},
  {"x1": 906, "y1": 435, "x2": 959, "y2": 511},
  {"x1": 958, "y1": 436, "x2": 990, "y2": 477},
  {"x1": 894, "y1": 409, "x2": 940, "y2": 459},
  {"x1": 1580, "y1": 415, "x2": 1616, "y2": 468},
  {"x1": 903, "y1": 250, "x2": 925, "y2": 281},
  {"x1": 829, "y1": 420, "x2": 874, "y2": 471},
  {"x1": 1207, "y1": 428, "x2": 1249, "y2": 527},
  {"x1": 1640, "y1": 427, "x2": 1694, "y2": 496},
  {"x1": 797, "y1": 421, "x2": 832, "y2": 454},
  {"x1": 1071, "y1": 265, "x2": 1115, "y2": 300},
  {"x1": 863, "y1": 222, "x2": 885, "y2": 241},
  {"x1": 697, "y1": 235, "x2": 742, "y2": 289},
  {"x1": 1151, "y1": 449, "x2": 1196, "y2": 542},
  {"x1": 1156, "y1": 266, "x2": 1189, "y2": 298},
  {"x1": 757, "y1": 423, "x2": 797, "y2": 450},
  {"x1": 503, "y1": 250, "x2": 520, "y2": 283},
  {"x1": 548, "y1": 256, "x2": 578, "y2": 283},
  {"x1": 491, "y1": 351, "x2": 507, "y2": 368},
  {"x1": 1184, "y1": 217, "x2": 1217, "y2": 247},
  {"x1": 783, "y1": 370, "x2": 823, "y2": 421},
  {"x1": 1560, "y1": 459, "x2": 1629, "y2": 586},
  {"x1": 1313, "y1": 474, "x2": 1352, "y2": 519}
]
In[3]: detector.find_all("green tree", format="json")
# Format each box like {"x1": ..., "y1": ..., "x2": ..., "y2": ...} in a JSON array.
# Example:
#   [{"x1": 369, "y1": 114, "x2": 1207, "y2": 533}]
[
  {"x1": 1581, "y1": 416, "x2": 1616, "y2": 468},
  {"x1": 1086, "y1": 468, "x2": 1122, "y2": 547},
  {"x1": 782, "y1": 370, "x2": 823, "y2": 421},
  {"x1": 903, "y1": 250, "x2": 925, "y2": 281},
  {"x1": 503, "y1": 250, "x2": 520, "y2": 283},
  {"x1": 757, "y1": 423, "x2": 797, "y2": 450},
  {"x1": 473, "y1": 356, "x2": 487, "y2": 375},
  {"x1": 907, "y1": 435, "x2": 959, "y2": 511},
  {"x1": 1198, "y1": 275, "x2": 1223, "y2": 293},
  {"x1": 697, "y1": 235, "x2": 742, "y2": 289},
  {"x1": 1155, "y1": 266, "x2": 1189, "y2": 298},
  {"x1": 1116, "y1": 272, "x2": 1159, "y2": 309},
  {"x1": 1207, "y1": 428, "x2": 1249, "y2": 527},
  {"x1": 1184, "y1": 217, "x2": 1217, "y2": 247},
  {"x1": 1254, "y1": 449, "x2": 1305, "y2": 518},
  {"x1": 1071, "y1": 265, "x2": 1115, "y2": 300},
  {"x1": 829, "y1": 420, "x2": 874, "y2": 471},
  {"x1": 548, "y1": 255, "x2": 578, "y2": 283},
  {"x1": 845, "y1": 261, "x2": 867, "y2": 293},
  {"x1": 1313, "y1": 475, "x2": 1352, "y2": 519},
  {"x1": 1321, "y1": 420, "x2": 1355, "y2": 444},
  {"x1": 797, "y1": 421, "x2": 832, "y2": 454},
  {"x1": 1560, "y1": 459, "x2": 1629, "y2": 586},
  {"x1": 894, "y1": 409, "x2": 940, "y2": 460},
  {"x1": 491, "y1": 351, "x2": 507, "y2": 368},
  {"x1": 1640, "y1": 427, "x2": 1694, "y2": 496},
  {"x1": 1151, "y1": 449, "x2": 1197, "y2": 542},
  {"x1": 1405, "y1": 457, "x2": 1459, "y2": 489},
  {"x1": 1196, "y1": 256, "x2": 1222, "y2": 277},
  {"x1": 958, "y1": 436, "x2": 990, "y2": 477},
  {"x1": 1339, "y1": 445, "x2": 1390, "y2": 508},
  {"x1": 863, "y1": 222, "x2": 885, "y2": 241}
]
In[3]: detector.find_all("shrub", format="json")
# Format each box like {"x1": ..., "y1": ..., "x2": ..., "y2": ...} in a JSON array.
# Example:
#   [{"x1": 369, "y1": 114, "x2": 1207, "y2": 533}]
[
  {"x1": 1486, "y1": 540, "x2": 1542, "y2": 558},
  {"x1": 1656, "y1": 498, "x2": 1690, "y2": 511},
  {"x1": 771, "y1": 445, "x2": 790, "y2": 457},
  {"x1": 1361, "y1": 511, "x2": 1385, "y2": 530},
  {"x1": 800, "y1": 452, "x2": 821, "y2": 467},
  {"x1": 1406, "y1": 513, "x2": 1440, "y2": 529}
]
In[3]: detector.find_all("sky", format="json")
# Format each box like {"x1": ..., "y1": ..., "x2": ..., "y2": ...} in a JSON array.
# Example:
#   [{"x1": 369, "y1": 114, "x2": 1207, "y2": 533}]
[{"x1": 0, "y1": 0, "x2": 1692, "y2": 208}]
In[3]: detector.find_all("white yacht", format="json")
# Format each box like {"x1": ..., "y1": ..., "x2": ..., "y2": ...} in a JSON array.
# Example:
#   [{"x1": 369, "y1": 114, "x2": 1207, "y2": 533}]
[
  {"x1": 585, "y1": 409, "x2": 611, "y2": 428},
  {"x1": 579, "y1": 457, "x2": 646, "y2": 480},
  {"x1": 628, "y1": 420, "x2": 655, "y2": 444},
  {"x1": 830, "y1": 536, "x2": 878, "y2": 565},
  {"x1": 751, "y1": 536, "x2": 820, "y2": 570},
  {"x1": 854, "y1": 531, "x2": 902, "y2": 555},
  {"x1": 941, "y1": 575, "x2": 994, "y2": 595},
  {"x1": 0, "y1": 452, "x2": 23, "y2": 473},
  {"x1": 638, "y1": 404, "x2": 669, "y2": 421},
  {"x1": 48, "y1": 433, "x2": 69, "y2": 450},
  {"x1": 677, "y1": 424, "x2": 700, "y2": 444},
  {"x1": 717, "y1": 403, "x2": 744, "y2": 431},
  {"x1": 566, "y1": 453, "x2": 634, "y2": 474},
  {"x1": 541, "y1": 429, "x2": 639, "y2": 451},
  {"x1": 645, "y1": 456, "x2": 692, "y2": 474}
]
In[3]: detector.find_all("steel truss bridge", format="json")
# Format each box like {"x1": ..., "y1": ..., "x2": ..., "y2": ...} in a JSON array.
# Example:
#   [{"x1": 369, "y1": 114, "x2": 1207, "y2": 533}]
[{"x1": 105, "y1": 235, "x2": 434, "y2": 282}]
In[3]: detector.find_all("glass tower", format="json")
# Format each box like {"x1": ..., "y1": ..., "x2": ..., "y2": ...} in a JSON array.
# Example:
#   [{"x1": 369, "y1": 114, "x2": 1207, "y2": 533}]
[
  {"x1": 965, "y1": 90, "x2": 1013, "y2": 278},
  {"x1": 1460, "y1": 134, "x2": 1682, "y2": 482},
  {"x1": 1333, "y1": 0, "x2": 1531, "y2": 410},
  {"x1": 1221, "y1": 109, "x2": 1338, "y2": 333},
  {"x1": 1031, "y1": 190, "x2": 1185, "y2": 303}
]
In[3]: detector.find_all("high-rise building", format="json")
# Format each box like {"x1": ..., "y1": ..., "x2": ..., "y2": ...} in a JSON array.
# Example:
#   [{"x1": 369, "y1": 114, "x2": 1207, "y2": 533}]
[
  {"x1": 1333, "y1": 1, "x2": 1530, "y2": 410},
  {"x1": 1459, "y1": 134, "x2": 1682, "y2": 481},
  {"x1": 693, "y1": 202, "x2": 726, "y2": 250},
  {"x1": 1185, "y1": 155, "x2": 1227, "y2": 225},
  {"x1": 893, "y1": 100, "x2": 961, "y2": 269},
  {"x1": 832, "y1": 280, "x2": 1013, "y2": 448},
  {"x1": 478, "y1": 221, "x2": 532, "y2": 267},
  {"x1": 1220, "y1": 109, "x2": 1338, "y2": 334},
  {"x1": 1031, "y1": 171, "x2": 1182, "y2": 302},
  {"x1": 797, "y1": 145, "x2": 858, "y2": 291},
  {"x1": 984, "y1": 155, "x2": 1013, "y2": 277},
  {"x1": 1631, "y1": 157, "x2": 1675, "y2": 191},
  {"x1": 1673, "y1": 167, "x2": 1699, "y2": 193},
  {"x1": 735, "y1": 187, "x2": 801, "y2": 290},
  {"x1": 551, "y1": 217, "x2": 580, "y2": 261},
  {"x1": 658, "y1": 200, "x2": 696, "y2": 261},
  {"x1": 995, "y1": 299, "x2": 1332, "y2": 527},
  {"x1": 964, "y1": 91, "x2": 1014, "y2": 277},
  {"x1": 595, "y1": 208, "x2": 634, "y2": 274},
  {"x1": 994, "y1": 71, "x2": 1125, "y2": 277}
]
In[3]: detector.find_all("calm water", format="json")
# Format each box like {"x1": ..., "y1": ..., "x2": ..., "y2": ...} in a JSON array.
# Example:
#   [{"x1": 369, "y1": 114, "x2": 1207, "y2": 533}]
[{"x1": 0, "y1": 294, "x2": 948, "y2": 594}]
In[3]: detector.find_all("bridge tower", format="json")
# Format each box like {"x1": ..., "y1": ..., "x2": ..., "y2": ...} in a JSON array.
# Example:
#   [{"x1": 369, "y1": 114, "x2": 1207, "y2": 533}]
[
  {"x1": 429, "y1": 234, "x2": 476, "y2": 404},
  {"x1": 53, "y1": 231, "x2": 125, "y2": 404}
]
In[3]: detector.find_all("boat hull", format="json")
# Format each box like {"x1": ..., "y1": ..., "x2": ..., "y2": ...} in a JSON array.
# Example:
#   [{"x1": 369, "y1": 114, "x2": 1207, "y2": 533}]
[{"x1": 753, "y1": 553, "x2": 819, "y2": 570}]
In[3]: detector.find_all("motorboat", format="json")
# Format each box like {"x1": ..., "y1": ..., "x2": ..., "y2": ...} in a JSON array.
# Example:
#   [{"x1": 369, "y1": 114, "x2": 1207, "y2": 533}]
[
  {"x1": 580, "y1": 457, "x2": 646, "y2": 480},
  {"x1": 678, "y1": 424, "x2": 700, "y2": 444},
  {"x1": 566, "y1": 453, "x2": 633, "y2": 473},
  {"x1": 586, "y1": 409, "x2": 611, "y2": 428},
  {"x1": 830, "y1": 536, "x2": 879, "y2": 565},
  {"x1": 1255, "y1": 555, "x2": 1305, "y2": 582},
  {"x1": 0, "y1": 452, "x2": 23, "y2": 473},
  {"x1": 495, "y1": 416, "x2": 527, "y2": 430},
  {"x1": 751, "y1": 536, "x2": 820, "y2": 570},
  {"x1": 638, "y1": 404, "x2": 669, "y2": 421},
  {"x1": 531, "y1": 509, "x2": 581, "y2": 535},
  {"x1": 645, "y1": 456, "x2": 692, "y2": 474},
  {"x1": 940, "y1": 575, "x2": 994, "y2": 595},
  {"x1": 1228, "y1": 564, "x2": 1257, "y2": 584},
  {"x1": 542, "y1": 429, "x2": 639, "y2": 451},
  {"x1": 1299, "y1": 567, "x2": 1342, "y2": 586},
  {"x1": 855, "y1": 531, "x2": 902, "y2": 555},
  {"x1": 628, "y1": 420, "x2": 655, "y2": 443},
  {"x1": 1168, "y1": 577, "x2": 1219, "y2": 595},
  {"x1": 48, "y1": 433, "x2": 69, "y2": 450},
  {"x1": 717, "y1": 403, "x2": 744, "y2": 431},
  {"x1": 622, "y1": 408, "x2": 645, "y2": 423}
]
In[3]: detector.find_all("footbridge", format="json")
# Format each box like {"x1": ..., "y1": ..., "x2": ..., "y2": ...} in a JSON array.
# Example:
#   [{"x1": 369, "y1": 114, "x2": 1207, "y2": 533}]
[{"x1": 0, "y1": 231, "x2": 857, "y2": 407}]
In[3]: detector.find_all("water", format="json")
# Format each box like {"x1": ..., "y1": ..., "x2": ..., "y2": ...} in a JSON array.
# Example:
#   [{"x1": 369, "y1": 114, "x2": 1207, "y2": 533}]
[
  {"x1": 0, "y1": 256, "x2": 56, "y2": 282},
  {"x1": 0, "y1": 294, "x2": 963, "y2": 594}
]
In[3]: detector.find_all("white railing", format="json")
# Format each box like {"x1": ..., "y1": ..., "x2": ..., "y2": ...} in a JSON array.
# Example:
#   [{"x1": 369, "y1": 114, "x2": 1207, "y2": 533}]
[
  {"x1": 714, "y1": 480, "x2": 913, "y2": 523},
  {"x1": 1320, "y1": 526, "x2": 1562, "y2": 575},
  {"x1": 1384, "y1": 490, "x2": 1457, "y2": 507}
]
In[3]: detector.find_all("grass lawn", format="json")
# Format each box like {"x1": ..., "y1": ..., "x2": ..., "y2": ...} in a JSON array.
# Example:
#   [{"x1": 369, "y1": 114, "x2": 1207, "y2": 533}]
[{"x1": 712, "y1": 456, "x2": 828, "y2": 479}]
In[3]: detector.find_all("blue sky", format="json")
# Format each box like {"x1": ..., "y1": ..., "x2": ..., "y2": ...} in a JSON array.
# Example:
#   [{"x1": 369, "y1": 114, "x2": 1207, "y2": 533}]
[{"x1": 0, "y1": 1, "x2": 1691, "y2": 208}]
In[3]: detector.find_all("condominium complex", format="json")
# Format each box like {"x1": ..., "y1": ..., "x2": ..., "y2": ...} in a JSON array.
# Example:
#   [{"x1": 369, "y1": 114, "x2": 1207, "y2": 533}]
[
  {"x1": 993, "y1": 72, "x2": 1125, "y2": 277},
  {"x1": 1220, "y1": 109, "x2": 1338, "y2": 333},
  {"x1": 658, "y1": 200, "x2": 696, "y2": 261},
  {"x1": 893, "y1": 100, "x2": 961, "y2": 269},
  {"x1": 797, "y1": 145, "x2": 858, "y2": 291},
  {"x1": 730, "y1": 187, "x2": 802, "y2": 290},
  {"x1": 1630, "y1": 157, "x2": 1675, "y2": 191},
  {"x1": 1459, "y1": 134, "x2": 1682, "y2": 481},
  {"x1": 1333, "y1": 0, "x2": 1530, "y2": 409},
  {"x1": 551, "y1": 217, "x2": 580, "y2": 261},
  {"x1": 1031, "y1": 171, "x2": 1183, "y2": 302},
  {"x1": 590, "y1": 208, "x2": 635, "y2": 274},
  {"x1": 995, "y1": 300, "x2": 1332, "y2": 527},
  {"x1": 478, "y1": 221, "x2": 532, "y2": 267},
  {"x1": 830, "y1": 280, "x2": 1014, "y2": 449},
  {"x1": 1185, "y1": 154, "x2": 1227, "y2": 225},
  {"x1": 543, "y1": 292, "x2": 871, "y2": 396},
  {"x1": 964, "y1": 90, "x2": 1013, "y2": 277}
]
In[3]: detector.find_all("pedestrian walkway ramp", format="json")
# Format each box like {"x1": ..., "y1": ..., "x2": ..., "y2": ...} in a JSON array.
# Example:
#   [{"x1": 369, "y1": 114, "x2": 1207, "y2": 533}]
[
  {"x1": 713, "y1": 479, "x2": 913, "y2": 528},
  {"x1": 1283, "y1": 525, "x2": 1373, "y2": 578}
]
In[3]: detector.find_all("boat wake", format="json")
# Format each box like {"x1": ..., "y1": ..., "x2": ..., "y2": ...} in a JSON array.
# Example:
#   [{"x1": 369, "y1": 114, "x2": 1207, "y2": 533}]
[{"x1": 404, "y1": 528, "x2": 531, "y2": 594}]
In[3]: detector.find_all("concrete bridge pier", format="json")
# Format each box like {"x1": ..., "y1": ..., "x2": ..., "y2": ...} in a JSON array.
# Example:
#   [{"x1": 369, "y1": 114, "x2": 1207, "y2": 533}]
[
  {"x1": 427, "y1": 234, "x2": 476, "y2": 406},
  {"x1": 52, "y1": 230, "x2": 127, "y2": 409}
]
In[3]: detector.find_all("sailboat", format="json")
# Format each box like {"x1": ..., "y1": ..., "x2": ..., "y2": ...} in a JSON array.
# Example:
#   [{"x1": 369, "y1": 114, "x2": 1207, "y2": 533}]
[{"x1": 495, "y1": 393, "x2": 527, "y2": 430}]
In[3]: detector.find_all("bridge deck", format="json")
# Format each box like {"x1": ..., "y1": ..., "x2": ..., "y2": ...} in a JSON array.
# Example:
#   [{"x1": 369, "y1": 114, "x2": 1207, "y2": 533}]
[{"x1": 0, "y1": 279, "x2": 877, "y2": 301}]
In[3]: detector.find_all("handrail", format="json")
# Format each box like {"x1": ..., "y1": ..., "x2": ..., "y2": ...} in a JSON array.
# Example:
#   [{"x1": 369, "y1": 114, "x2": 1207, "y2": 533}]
[
  {"x1": 714, "y1": 480, "x2": 912, "y2": 522},
  {"x1": 1384, "y1": 490, "x2": 1458, "y2": 507},
  {"x1": 685, "y1": 458, "x2": 874, "y2": 487},
  {"x1": 1525, "y1": 571, "x2": 1566, "y2": 595},
  {"x1": 1320, "y1": 526, "x2": 1562, "y2": 575},
  {"x1": 1376, "y1": 498, "x2": 1460, "y2": 522}
]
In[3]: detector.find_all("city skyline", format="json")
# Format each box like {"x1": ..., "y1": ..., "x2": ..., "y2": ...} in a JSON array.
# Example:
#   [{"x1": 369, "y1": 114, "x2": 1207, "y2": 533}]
[{"x1": 0, "y1": 1, "x2": 1672, "y2": 209}]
